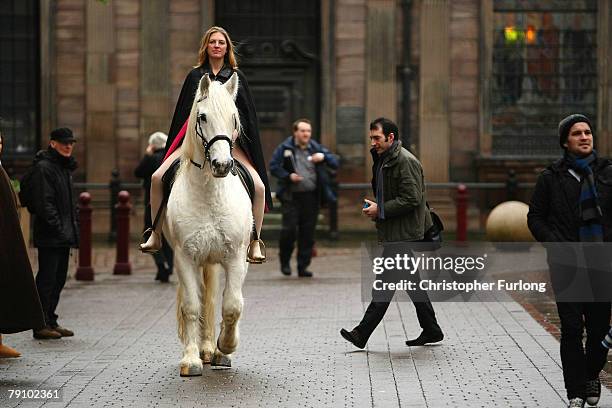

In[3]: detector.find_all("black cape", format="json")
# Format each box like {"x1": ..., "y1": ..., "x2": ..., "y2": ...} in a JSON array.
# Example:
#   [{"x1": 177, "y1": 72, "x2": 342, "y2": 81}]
[
  {"x1": 0, "y1": 166, "x2": 45, "y2": 333},
  {"x1": 166, "y1": 64, "x2": 273, "y2": 209}
]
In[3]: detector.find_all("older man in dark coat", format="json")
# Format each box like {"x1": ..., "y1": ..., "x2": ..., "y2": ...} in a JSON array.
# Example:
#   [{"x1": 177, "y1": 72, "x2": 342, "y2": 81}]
[
  {"x1": 0, "y1": 131, "x2": 45, "y2": 357},
  {"x1": 135, "y1": 132, "x2": 173, "y2": 282},
  {"x1": 26, "y1": 128, "x2": 79, "y2": 340}
]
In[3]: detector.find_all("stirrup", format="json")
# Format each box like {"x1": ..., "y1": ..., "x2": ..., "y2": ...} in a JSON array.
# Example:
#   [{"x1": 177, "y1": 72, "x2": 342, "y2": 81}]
[
  {"x1": 139, "y1": 228, "x2": 162, "y2": 254},
  {"x1": 246, "y1": 239, "x2": 266, "y2": 264}
]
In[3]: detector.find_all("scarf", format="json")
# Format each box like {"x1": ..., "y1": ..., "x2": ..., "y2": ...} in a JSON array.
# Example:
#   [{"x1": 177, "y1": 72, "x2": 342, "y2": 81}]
[
  {"x1": 374, "y1": 141, "x2": 398, "y2": 220},
  {"x1": 564, "y1": 150, "x2": 603, "y2": 242}
]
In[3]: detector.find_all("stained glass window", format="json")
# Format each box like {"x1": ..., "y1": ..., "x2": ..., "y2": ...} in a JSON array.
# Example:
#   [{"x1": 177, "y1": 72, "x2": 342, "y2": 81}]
[{"x1": 491, "y1": 0, "x2": 597, "y2": 156}]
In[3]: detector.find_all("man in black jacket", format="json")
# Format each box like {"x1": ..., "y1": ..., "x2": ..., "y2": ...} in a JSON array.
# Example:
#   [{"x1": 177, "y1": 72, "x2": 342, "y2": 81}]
[
  {"x1": 528, "y1": 114, "x2": 611, "y2": 408},
  {"x1": 29, "y1": 128, "x2": 79, "y2": 340},
  {"x1": 134, "y1": 132, "x2": 173, "y2": 282}
]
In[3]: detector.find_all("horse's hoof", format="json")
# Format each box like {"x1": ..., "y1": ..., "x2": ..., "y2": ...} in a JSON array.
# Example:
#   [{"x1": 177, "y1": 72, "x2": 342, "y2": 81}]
[
  {"x1": 180, "y1": 364, "x2": 203, "y2": 377},
  {"x1": 200, "y1": 351, "x2": 212, "y2": 365},
  {"x1": 211, "y1": 353, "x2": 232, "y2": 368}
]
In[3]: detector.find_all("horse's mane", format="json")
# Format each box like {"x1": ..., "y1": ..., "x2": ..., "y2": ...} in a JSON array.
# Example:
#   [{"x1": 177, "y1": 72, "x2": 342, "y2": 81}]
[{"x1": 181, "y1": 79, "x2": 242, "y2": 170}]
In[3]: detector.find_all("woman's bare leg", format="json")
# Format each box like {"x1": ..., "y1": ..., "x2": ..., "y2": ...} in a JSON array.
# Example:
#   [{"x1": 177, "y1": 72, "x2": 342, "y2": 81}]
[
  {"x1": 233, "y1": 147, "x2": 266, "y2": 262},
  {"x1": 140, "y1": 147, "x2": 183, "y2": 253}
]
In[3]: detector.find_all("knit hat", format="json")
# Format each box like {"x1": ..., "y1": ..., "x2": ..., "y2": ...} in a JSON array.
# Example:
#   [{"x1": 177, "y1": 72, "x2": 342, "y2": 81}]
[
  {"x1": 148, "y1": 132, "x2": 168, "y2": 149},
  {"x1": 558, "y1": 114, "x2": 592, "y2": 149},
  {"x1": 50, "y1": 127, "x2": 76, "y2": 143}
]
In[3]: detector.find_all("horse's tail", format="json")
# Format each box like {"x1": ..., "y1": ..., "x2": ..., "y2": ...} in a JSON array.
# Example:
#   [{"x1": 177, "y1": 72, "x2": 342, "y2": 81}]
[
  {"x1": 200, "y1": 264, "x2": 220, "y2": 347},
  {"x1": 176, "y1": 284, "x2": 186, "y2": 343}
]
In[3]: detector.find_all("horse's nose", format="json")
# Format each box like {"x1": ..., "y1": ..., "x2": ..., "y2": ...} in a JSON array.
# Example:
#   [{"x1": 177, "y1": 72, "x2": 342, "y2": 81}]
[{"x1": 211, "y1": 159, "x2": 232, "y2": 177}]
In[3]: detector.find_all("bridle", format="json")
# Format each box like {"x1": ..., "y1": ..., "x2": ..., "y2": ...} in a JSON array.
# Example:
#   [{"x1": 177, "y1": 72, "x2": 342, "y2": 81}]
[{"x1": 190, "y1": 100, "x2": 238, "y2": 171}]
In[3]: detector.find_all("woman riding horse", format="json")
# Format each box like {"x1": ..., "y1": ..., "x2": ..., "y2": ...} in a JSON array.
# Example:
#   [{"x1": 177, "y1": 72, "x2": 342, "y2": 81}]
[{"x1": 140, "y1": 26, "x2": 271, "y2": 263}]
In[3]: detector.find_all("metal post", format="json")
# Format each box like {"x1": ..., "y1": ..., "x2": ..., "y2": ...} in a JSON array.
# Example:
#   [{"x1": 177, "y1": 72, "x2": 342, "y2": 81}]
[
  {"x1": 113, "y1": 190, "x2": 132, "y2": 275},
  {"x1": 76, "y1": 192, "x2": 94, "y2": 281},
  {"x1": 456, "y1": 184, "x2": 468, "y2": 242}
]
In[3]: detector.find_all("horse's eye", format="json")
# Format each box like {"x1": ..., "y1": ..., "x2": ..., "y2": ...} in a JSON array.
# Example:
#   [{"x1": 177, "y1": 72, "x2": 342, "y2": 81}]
[{"x1": 199, "y1": 113, "x2": 207, "y2": 123}]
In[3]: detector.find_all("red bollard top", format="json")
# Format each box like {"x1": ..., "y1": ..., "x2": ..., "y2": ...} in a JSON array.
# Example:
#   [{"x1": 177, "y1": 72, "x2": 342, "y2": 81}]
[
  {"x1": 118, "y1": 190, "x2": 130, "y2": 204},
  {"x1": 79, "y1": 191, "x2": 91, "y2": 206},
  {"x1": 456, "y1": 184, "x2": 469, "y2": 198},
  {"x1": 116, "y1": 190, "x2": 131, "y2": 210}
]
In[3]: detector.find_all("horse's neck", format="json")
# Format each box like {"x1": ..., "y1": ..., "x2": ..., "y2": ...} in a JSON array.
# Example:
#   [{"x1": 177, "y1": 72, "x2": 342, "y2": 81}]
[{"x1": 181, "y1": 162, "x2": 233, "y2": 198}]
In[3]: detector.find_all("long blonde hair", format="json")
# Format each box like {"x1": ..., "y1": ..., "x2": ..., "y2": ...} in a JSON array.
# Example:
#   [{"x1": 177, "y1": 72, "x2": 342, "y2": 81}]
[{"x1": 196, "y1": 26, "x2": 238, "y2": 69}]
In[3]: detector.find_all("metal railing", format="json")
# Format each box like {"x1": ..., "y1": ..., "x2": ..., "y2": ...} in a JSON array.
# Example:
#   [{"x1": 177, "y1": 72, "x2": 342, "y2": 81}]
[{"x1": 74, "y1": 169, "x2": 535, "y2": 241}]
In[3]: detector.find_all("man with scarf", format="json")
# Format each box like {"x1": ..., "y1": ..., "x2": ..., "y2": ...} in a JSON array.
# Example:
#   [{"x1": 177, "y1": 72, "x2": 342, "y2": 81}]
[
  {"x1": 340, "y1": 118, "x2": 443, "y2": 349},
  {"x1": 528, "y1": 114, "x2": 612, "y2": 408}
]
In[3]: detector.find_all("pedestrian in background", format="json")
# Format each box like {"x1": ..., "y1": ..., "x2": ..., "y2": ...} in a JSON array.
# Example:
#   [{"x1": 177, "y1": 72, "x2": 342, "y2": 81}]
[
  {"x1": 135, "y1": 132, "x2": 173, "y2": 282},
  {"x1": 528, "y1": 114, "x2": 610, "y2": 408},
  {"x1": 0, "y1": 130, "x2": 45, "y2": 357},
  {"x1": 24, "y1": 128, "x2": 79, "y2": 340},
  {"x1": 269, "y1": 118, "x2": 339, "y2": 278},
  {"x1": 340, "y1": 118, "x2": 443, "y2": 349}
]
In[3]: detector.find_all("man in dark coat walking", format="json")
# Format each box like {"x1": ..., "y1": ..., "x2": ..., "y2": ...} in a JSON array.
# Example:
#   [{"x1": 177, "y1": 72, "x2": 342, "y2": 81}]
[
  {"x1": 0, "y1": 131, "x2": 45, "y2": 357},
  {"x1": 27, "y1": 128, "x2": 79, "y2": 340},
  {"x1": 135, "y1": 132, "x2": 173, "y2": 282},
  {"x1": 528, "y1": 114, "x2": 611, "y2": 408}
]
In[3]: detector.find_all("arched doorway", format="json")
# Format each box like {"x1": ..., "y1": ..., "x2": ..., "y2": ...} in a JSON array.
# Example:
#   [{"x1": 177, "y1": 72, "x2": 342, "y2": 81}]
[{"x1": 216, "y1": 0, "x2": 321, "y2": 163}]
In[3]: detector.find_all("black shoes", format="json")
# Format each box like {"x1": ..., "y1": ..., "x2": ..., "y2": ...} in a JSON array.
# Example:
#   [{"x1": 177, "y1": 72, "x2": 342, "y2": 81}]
[
  {"x1": 340, "y1": 328, "x2": 367, "y2": 349},
  {"x1": 405, "y1": 330, "x2": 444, "y2": 346},
  {"x1": 51, "y1": 325, "x2": 74, "y2": 337},
  {"x1": 33, "y1": 327, "x2": 62, "y2": 340},
  {"x1": 341, "y1": 328, "x2": 444, "y2": 349},
  {"x1": 281, "y1": 265, "x2": 313, "y2": 277},
  {"x1": 298, "y1": 270, "x2": 313, "y2": 278},
  {"x1": 585, "y1": 378, "x2": 601, "y2": 406}
]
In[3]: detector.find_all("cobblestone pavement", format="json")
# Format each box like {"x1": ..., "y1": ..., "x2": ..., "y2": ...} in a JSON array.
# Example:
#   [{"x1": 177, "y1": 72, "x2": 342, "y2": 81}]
[{"x1": 1, "y1": 246, "x2": 610, "y2": 407}]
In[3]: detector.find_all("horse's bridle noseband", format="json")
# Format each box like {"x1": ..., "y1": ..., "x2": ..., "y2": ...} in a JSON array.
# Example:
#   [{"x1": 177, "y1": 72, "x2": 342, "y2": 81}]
[{"x1": 190, "y1": 107, "x2": 238, "y2": 172}]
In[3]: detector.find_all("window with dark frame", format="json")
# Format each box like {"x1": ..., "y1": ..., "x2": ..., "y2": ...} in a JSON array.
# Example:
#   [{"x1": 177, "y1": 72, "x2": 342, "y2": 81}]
[
  {"x1": 491, "y1": 0, "x2": 597, "y2": 157},
  {"x1": 0, "y1": 0, "x2": 40, "y2": 159}
]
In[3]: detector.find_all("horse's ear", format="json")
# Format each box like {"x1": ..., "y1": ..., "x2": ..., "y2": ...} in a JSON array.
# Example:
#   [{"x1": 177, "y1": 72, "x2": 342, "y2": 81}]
[
  {"x1": 224, "y1": 72, "x2": 239, "y2": 101},
  {"x1": 199, "y1": 74, "x2": 211, "y2": 97}
]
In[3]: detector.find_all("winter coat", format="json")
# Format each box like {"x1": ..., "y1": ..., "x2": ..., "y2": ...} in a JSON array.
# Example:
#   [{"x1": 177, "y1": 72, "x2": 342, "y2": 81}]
[
  {"x1": 29, "y1": 148, "x2": 79, "y2": 248},
  {"x1": 165, "y1": 64, "x2": 273, "y2": 209},
  {"x1": 528, "y1": 156, "x2": 612, "y2": 242},
  {"x1": 0, "y1": 165, "x2": 45, "y2": 333},
  {"x1": 370, "y1": 142, "x2": 432, "y2": 243},
  {"x1": 269, "y1": 136, "x2": 339, "y2": 206},
  {"x1": 134, "y1": 148, "x2": 165, "y2": 207},
  {"x1": 527, "y1": 156, "x2": 612, "y2": 300}
]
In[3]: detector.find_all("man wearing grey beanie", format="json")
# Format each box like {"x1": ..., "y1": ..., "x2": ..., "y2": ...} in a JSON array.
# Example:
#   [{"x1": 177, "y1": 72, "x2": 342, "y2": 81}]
[{"x1": 528, "y1": 114, "x2": 612, "y2": 408}]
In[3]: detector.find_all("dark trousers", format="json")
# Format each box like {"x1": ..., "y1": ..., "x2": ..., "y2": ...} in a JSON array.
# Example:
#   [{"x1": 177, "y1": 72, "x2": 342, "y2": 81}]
[
  {"x1": 356, "y1": 245, "x2": 442, "y2": 340},
  {"x1": 152, "y1": 236, "x2": 174, "y2": 279},
  {"x1": 279, "y1": 191, "x2": 319, "y2": 272},
  {"x1": 556, "y1": 301, "x2": 611, "y2": 399},
  {"x1": 35, "y1": 247, "x2": 70, "y2": 327},
  {"x1": 144, "y1": 203, "x2": 173, "y2": 279}
]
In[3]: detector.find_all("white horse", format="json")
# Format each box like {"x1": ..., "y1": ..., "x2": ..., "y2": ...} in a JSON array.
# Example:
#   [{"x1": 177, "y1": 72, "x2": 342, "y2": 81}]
[{"x1": 164, "y1": 73, "x2": 251, "y2": 376}]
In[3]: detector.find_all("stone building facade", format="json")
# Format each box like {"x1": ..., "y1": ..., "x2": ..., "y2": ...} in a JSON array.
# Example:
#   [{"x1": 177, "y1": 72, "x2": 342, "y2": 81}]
[{"x1": 1, "y1": 0, "x2": 612, "y2": 231}]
